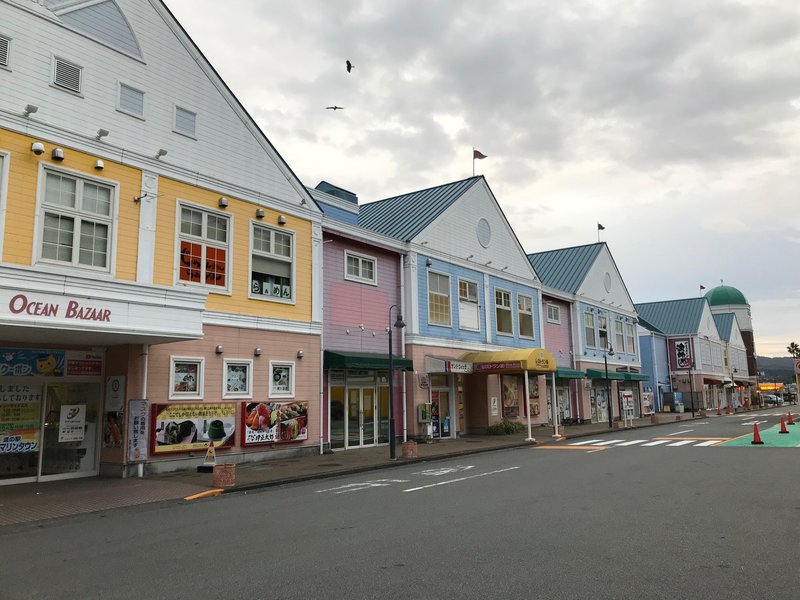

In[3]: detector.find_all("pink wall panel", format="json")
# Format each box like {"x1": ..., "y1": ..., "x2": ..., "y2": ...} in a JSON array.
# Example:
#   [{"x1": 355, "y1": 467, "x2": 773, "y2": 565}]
[{"x1": 543, "y1": 296, "x2": 574, "y2": 367}]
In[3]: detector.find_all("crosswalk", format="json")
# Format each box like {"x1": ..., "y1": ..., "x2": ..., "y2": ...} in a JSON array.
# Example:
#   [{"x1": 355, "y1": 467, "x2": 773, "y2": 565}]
[{"x1": 560, "y1": 437, "x2": 729, "y2": 449}]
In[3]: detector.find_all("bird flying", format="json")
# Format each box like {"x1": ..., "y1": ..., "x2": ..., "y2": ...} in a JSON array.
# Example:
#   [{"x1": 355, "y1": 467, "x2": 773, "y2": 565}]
[
  {"x1": 326, "y1": 106, "x2": 344, "y2": 110},
  {"x1": 346, "y1": 60, "x2": 354, "y2": 73}
]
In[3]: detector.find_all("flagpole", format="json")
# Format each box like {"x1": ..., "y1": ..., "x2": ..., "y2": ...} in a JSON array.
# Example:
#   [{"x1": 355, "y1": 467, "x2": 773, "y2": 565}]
[{"x1": 472, "y1": 147, "x2": 475, "y2": 176}]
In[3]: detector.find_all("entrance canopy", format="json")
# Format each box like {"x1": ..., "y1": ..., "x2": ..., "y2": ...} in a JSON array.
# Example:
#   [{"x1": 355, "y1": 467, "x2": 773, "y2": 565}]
[
  {"x1": 324, "y1": 350, "x2": 413, "y2": 371},
  {"x1": 585, "y1": 369, "x2": 626, "y2": 381},
  {"x1": 555, "y1": 367, "x2": 585, "y2": 379},
  {"x1": 623, "y1": 373, "x2": 649, "y2": 382},
  {"x1": 460, "y1": 348, "x2": 556, "y2": 373}
]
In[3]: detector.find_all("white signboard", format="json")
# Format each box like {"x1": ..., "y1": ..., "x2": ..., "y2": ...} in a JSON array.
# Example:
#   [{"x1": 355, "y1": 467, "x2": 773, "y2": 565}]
[
  {"x1": 58, "y1": 404, "x2": 86, "y2": 442},
  {"x1": 490, "y1": 396, "x2": 499, "y2": 416},
  {"x1": 105, "y1": 376, "x2": 126, "y2": 411},
  {"x1": 622, "y1": 391, "x2": 634, "y2": 410},
  {"x1": 127, "y1": 399, "x2": 149, "y2": 462}
]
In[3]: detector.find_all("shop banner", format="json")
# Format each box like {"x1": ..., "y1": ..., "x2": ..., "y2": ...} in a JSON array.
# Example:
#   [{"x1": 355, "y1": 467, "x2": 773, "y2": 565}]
[
  {"x1": 66, "y1": 351, "x2": 103, "y2": 376},
  {"x1": 153, "y1": 403, "x2": 236, "y2": 454},
  {"x1": 58, "y1": 404, "x2": 86, "y2": 442},
  {"x1": 0, "y1": 383, "x2": 43, "y2": 454},
  {"x1": 127, "y1": 399, "x2": 149, "y2": 462},
  {"x1": 242, "y1": 401, "x2": 308, "y2": 445},
  {"x1": 0, "y1": 348, "x2": 65, "y2": 377}
]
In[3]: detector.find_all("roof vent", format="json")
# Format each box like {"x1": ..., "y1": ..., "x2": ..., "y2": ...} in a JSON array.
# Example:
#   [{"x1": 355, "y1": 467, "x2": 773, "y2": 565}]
[{"x1": 54, "y1": 58, "x2": 82, "y2": 93}]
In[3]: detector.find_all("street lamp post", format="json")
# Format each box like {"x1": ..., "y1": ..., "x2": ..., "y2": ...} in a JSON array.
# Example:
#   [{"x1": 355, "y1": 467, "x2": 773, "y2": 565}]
[
  {"x1": 387, "y1": 304, "x2": 406, "y2": 460},
  {"x1": 601, "y1": 333, "x2": 615, "y2": 428},
  {"x1": 688, "y1": 360, "x2": 696, "y2": 418}
]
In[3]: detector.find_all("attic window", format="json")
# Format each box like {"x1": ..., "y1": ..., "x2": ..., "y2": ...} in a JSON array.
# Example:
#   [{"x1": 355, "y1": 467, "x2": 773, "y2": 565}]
[
  {"x1": 119, "y1": 83, "x2": 144, "y2": 118},
  {"x1": 0, "y1": 36, "x2": 9, "y2": 68},
  {"x1": 53, "y1": 57, "x2": 82, "y2": 93},
  {"x1": 174, "y1": 106, "x2": 197, "y2": 138}
]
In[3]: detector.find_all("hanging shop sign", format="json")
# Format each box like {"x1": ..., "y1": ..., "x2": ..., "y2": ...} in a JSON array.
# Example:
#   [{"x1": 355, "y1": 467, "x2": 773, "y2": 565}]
[
  {"x1": 242, "y1": 401, "x2": 309, "y2": 445},
  {"x1": 152, "y1": 403, "x2": 236, "y2": 454},
  {"x1": 0, "y1": 383, "x2": 43, "y2": 454},
  {"x1": 127, "y1": 399, "x2": 149, "y2": 462}
]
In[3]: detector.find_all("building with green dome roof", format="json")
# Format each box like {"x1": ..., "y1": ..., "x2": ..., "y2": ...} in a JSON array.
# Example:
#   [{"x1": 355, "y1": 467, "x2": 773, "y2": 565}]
[
  {"x1": 704, "y1": 284, "x2": 757, "y2": 379},
  {"x1": 704, "y1": 285, "x2": 748, "y2": 307}
]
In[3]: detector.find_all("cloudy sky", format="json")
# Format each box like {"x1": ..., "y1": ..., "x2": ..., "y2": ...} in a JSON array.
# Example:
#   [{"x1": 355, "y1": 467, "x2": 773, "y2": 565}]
[{"x1": 164, "y1": 0, "x2": 800, "y2": 358}]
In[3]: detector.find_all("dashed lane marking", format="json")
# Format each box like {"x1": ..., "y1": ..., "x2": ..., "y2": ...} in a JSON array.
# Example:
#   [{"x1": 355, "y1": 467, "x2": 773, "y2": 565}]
[{"x1": 403, "y1": 467, "x2": 520, "y2": 493}]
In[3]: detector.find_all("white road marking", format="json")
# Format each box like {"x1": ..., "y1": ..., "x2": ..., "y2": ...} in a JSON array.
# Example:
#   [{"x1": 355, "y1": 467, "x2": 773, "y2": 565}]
[
  {"x1": 742, "y1": 420, "x2": 768, "y2": 426},
  {"x1": 668, "y1": 430, "x2": 690, "y2": 436},
  {"x1": 667, "y1": 440, "x2": 697, "y2": 446},
  {"x1": 316, "y1": 479, "x2": 410, "y2": 494},
  {"x1": 403, "y1": 467, "x2": 519, "y2": 493},
  {"x1": 615, "y1": 439, "x2": 648, "y2": 446},
  {"x1": 568, "y1": 439, "x2": 603, "y2": 446},
  {"x1": 413, "y1": 465, "x2": 475, "y2": 476},
  {"x1": 588, "y1": 439, "x2": 626, "y2": 446},
  {"x1": 694, "y1": 440, "x2": 724, "y2": 446},
  {"x1": 641, "y1": 440, "x2": 671, "y2": 446},
  {"x1": 587, "y1": 449, "x2": 605, "y2": 453}
]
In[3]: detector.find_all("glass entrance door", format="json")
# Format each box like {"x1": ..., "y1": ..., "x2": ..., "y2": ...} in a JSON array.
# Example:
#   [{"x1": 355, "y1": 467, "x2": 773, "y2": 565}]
[
  {"x1": 346, "y1": 387, "x2": 376, "y2": 448},
  {"x1": 40, "y1": 382, "x2": 102, "y2": 479}
]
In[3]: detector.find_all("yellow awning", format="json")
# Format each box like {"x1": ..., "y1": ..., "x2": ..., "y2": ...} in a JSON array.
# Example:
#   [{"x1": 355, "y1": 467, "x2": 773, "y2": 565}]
[{"x1": 459, "y1": 348, "x2": 557, "y2": 373}]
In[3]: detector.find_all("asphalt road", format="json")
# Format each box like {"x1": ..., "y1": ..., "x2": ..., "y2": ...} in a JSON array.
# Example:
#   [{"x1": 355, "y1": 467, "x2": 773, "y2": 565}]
[{"x1": 2, "y1": 408, "x2": 799, "y2": 600}]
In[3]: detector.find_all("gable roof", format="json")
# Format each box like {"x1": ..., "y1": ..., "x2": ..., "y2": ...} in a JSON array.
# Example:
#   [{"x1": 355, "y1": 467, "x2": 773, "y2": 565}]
[
  {"x1": 527, "y1": 243, "x2": 604, "y2": 294},
  {"x1": 637, "y1": 315, "x2": 665, "y2": 335},
  {"x1": 713, "y1": 313, "x2": 735, "y2": 342},
  {"x1": 634, "y1": 298, "x2": 706, "y2": 336},
  {"x1": 358, "y1": 176, "x2": 481, "y2": 241}
]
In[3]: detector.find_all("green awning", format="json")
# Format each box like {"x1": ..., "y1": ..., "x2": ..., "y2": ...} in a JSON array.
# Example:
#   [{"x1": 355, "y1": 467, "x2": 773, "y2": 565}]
[
  {"x1": 324, "y1": 350, "x2": 413, "y2": 371},
  {"x1": 555, "y1": 368, "x2": 585, "y2": 379},
  {"x1": 623, "y1": 372, "x2": 650, "y2": 381},
  {"x1": 585, "y1": 369, "x2": 626, "y2": 381}
]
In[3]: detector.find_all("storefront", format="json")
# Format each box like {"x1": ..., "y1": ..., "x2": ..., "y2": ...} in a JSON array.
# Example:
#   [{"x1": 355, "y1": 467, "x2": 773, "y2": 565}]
[
  {"x1": 586, "y1": 369, "x2": 625, "y2": 423},
  {"x1": 551, "y1": 368, "x2": 586, "y2": 424},
  {"x1": 419, "y1": 356, "x2": 471, "y2": 440},
  {"x1": 323, "y1": 350, "x2": 413, "y2": 450}
]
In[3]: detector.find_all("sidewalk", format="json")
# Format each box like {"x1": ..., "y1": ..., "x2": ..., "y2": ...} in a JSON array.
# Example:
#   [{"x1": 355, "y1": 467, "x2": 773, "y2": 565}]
[{"x1": 0, "y1": 412, "x2": 705, "y2": 528}]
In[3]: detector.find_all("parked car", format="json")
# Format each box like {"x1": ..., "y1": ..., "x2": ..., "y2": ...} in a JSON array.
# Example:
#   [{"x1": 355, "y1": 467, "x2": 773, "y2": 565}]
[{"x1": 762, "y1": 394, "x2": 782, "y2": 405}]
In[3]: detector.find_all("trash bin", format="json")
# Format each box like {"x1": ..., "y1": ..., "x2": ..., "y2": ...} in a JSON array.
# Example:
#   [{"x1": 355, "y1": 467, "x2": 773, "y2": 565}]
[
  {"x1": 212, "y1": 463, "x2": 236, "y2": 488},
  {"x1": 401, "y1": 441, "x2": 418, "y2": 459}
]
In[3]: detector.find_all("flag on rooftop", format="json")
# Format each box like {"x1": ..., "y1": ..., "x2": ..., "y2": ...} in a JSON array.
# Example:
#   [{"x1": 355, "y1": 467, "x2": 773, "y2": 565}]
[
  {"x1": 473, "y1": 149, "x2": 487, "y2": 160},
  {"x1": 597, "y1": 223, "x2": 605, "y2": 231}
]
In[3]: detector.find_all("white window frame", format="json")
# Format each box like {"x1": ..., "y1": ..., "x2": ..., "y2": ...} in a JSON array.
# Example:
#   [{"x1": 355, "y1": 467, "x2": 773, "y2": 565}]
[
  {"x1": 344, "y1": 250, "x2": 377, "y2": 285},
  {"x1": 458, "y1": 278, "x2": 480, "y2": 332},
  {"x1": 584, "y1": 312, "x2": 596, "y2": 348},
  {"x1": 495, "y1": 289, "x2": 513, "y2": 336},
  {"x1": 518, "y1": 294, "x2": 535, "y2": 339},
  {"x1": 36, "y1": 165, "x2": 117, "y2": 273},
  {"x1": 174, "y1": 105, "x2": 197, "y2": 138},
  {"x1": 169, "y1": 356, "x2": 205, "y2": 400},
  {"x1": 0, "y1": 152, "x2": 8, "y2": 260},
  {"x1": 249, "y1": 221, "x2": 295, "y2": 303},
  {"x1": 117, "y1": 82, "x2": 145, "y2": 119},
  {"x1": 52, "y1": 56, "x2": 82, "y2": 95},
  {"x1": 223, "y1": 359, "x2": 253, "y2": 399},
  {"x1": 176, "y1": 202, "x2": 231, "y2": 293},
  {"x1": 626, "y1": 322, "x2": 636, "y2": 356},
  {"x1": 0, "y1": 35, "x2": 11, "y2": 69},
  {"x1": 427, "y1": 271, "x2": 452, "y2": 327},
  {"x1": 270, "y1": 361, "x2": 295, "y2": 398},
  {"x1": 546, "y1": 303, "x2": 561, "y2": 324},
  {"x1": 598, "y1": 313, "x2": 608, "y2": 348},
  {"x1": 615, "y1": 320, "x2": 625, "y2": 352}
]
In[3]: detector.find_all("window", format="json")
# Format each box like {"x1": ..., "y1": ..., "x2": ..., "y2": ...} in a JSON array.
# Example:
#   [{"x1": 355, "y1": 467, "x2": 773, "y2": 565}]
[
  {"x1": 584, "y1": 312, "x2": 596, "y2": 348},
  {"x1": 626, "y1": 323, "x2": 636, "y2": 355},
  {"x1": 250, "y1": 223, "x2": 294, "y2": 301},
  {"x1": 518, "y1": 294, "x2": 534, "y2": 338},
  {"x1": 546, "y1": 303, "x2": 561, "y2": 324},
  {"x1": 0, "y1": 35, "x2": 10, "y2": 68},
  {"x1": 53, "y1": 57, "x2": 82, "y2": 93},
  {"x1": 270, "y1": 362, "x2": 294, "y2": 397},
  {"x1": 170, "y1": 357, "x2": 204, "y2": 400},
  {"x1": 598, "y1": 313, "x2": 608, "y2": 347},
  {"x1": 495, "y1": 289, "x2": 513, "y2": 335},
  {"x1": 223, "y1": 360, "x2": 253, "y2": 398},
  {"x1": 615, "y1": 320, "x2": 625, "y2": 352},
  {"x1": 458, "y1": 278, "x2": 479, "y2": 331},
  {"x1": 178, "y1": 204, "x2": 229, "y2": 289},
  {"x1": 174, "y1": 106, "x2": 197, "y2": 137},
  {"x1": 39, "y1": 170, "x2": 114, "y2": 271},
  {"x1": 344, "y1": 251, "x2": 376, "y2": 284},
  {"x1": 428, "y1": 272, "x2": 451, "y2": 326},
  {"x1": 119, "y1": 83, "x2": 144, "y2": 117}
]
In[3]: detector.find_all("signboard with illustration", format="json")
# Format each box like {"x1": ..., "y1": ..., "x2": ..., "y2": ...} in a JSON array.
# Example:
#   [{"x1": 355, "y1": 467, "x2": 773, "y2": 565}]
[
  {"x1": 152, "y1": 403, "x2": 236, "y2": 454},
  {"x1": 0, "y1": 383, "x2": 43, "y2": 454},
  {"x1": 0, "y1": 349, "x2": 65, "y2": 377},
  {"x1": 127, "y1": 399, "x2": 148, "y2": 462},
  {"x1": 242, "y1": 401, "x2": 308, "y2": 445},
  {"x1": 501, "y1": 375, "x2": 520, "y2": 418}
]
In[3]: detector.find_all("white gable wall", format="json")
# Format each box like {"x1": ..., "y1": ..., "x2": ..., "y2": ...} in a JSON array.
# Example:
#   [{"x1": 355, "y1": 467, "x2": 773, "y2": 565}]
[{"x1": 576, "y1": 247, "x2": 635, "y2": 314}]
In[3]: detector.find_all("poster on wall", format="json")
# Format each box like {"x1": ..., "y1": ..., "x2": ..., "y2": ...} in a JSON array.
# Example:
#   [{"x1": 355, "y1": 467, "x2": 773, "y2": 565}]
[
  {"x1": 58, "y1": 404, "x2": 86, "y2": 442},
  {"x1": 0, "y1": 348, "x2": 65, "y2": 376},
  {"x1": 0, "y1": 383, "x2": 43, "y2": 454},
  {"x1": 242, "y1": 401, "x2": 308, "y2": 445},
  {"x1": 105, "y1": 376, "x2": 126, "y2": 412},
  {"x1": 674, "y1": 339, "x2": 692, "y2": 368},
  {"x1": 103, "y1": 412, "x2": 124, "y2": 448},
  {"x1": 501, "y1": 375, "x2": 520, "y2": 418},
  {"x1": 65, "y1": 351, "x2": 103, "y2": 376},
  {"x1": 152, "y1": 403, "x2": 236, "y2": 453},
  {"x1": 127, "y1": 399, "x2": 148, "y2": 462}
]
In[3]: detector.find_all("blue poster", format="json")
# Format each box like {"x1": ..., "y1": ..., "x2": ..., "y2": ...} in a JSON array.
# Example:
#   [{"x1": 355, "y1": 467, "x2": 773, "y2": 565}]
[{"x1": 0, "y1": 349, "x2": 65, "y2": 377}]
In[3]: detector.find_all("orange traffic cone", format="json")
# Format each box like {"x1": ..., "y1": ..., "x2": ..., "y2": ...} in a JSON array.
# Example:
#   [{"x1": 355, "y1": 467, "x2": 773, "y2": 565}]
[
  {"x1": 751, "y1": 423, "x2": 764, "y2": 445},
  {"x1": 787, "y1": 412, "x2": 795, "y2": 425},
  {"x1": 779, "y1": 417, "x2": 789, "y2": 434}
]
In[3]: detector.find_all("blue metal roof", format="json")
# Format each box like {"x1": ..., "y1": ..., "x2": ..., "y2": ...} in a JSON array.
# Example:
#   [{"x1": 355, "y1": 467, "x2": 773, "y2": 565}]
[
  {"x1": 358, "y1": 177, "x2": 481, "y2": 241},
  {"x1": 637, "y1": 315, "x2": 664, "y2": 335},
  {"x1": 634, "y1": 298, "x2": 706, "y2": 336},
  {"x1": 527, "y1": 243, "x2": 604, "y2": 294},
  {"x1": 713, "y1": 313, "x2": 734, "y2": 342}
]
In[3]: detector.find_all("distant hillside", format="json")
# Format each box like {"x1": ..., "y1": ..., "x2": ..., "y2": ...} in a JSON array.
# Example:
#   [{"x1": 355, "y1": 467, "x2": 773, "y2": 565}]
[{"x1": 756, "y1": 356, "x2": 797, "y2": 383}]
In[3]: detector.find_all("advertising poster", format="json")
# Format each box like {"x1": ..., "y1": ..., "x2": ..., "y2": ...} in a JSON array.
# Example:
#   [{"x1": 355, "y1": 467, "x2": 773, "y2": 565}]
[
  {"x1": 58, "y1": 404, "x2": 86, "y2": 442},
  {"x1": 127, "y1": 399, "x2": 148, "y2": 462},
  {"x1": 0, "y1": 348, "x2": 65, "y2": 377},
  {"x1": 153, "y1": 402, "x2": 236, "y2": 453},
  {"x1": 103, "y1": 411, "x2": 123, "y2": 448},
  {"x1": 501, "y1": 375, "x2": 520, "y2": 418},
  {"x1": 242, "y1": 401, "x2": 308, "y2": 445},
  {"x1": 65, "y1": 351, "x2": 103, "y2": 376},
  {"x1": 0, "y1": 383, "x2": 43, "y2": 454},
  {"x1": 105, "y1": 376, "x2": 126, "y2": 412}
]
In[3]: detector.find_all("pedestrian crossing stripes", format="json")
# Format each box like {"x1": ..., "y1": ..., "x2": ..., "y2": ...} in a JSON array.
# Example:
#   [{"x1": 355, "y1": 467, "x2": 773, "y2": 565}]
[{"x1": 561, "y1": 437, "x2": 729, "y2": 449}]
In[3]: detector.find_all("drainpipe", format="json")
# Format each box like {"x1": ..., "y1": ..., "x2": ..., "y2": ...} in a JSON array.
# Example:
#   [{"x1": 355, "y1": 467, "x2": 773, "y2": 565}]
[
  {"x1": 137, "y1": 344, "x2": 149, "y2": 479},
  {"x1": 400, "y1": 253, "x2": 408, "y2": 443}
]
